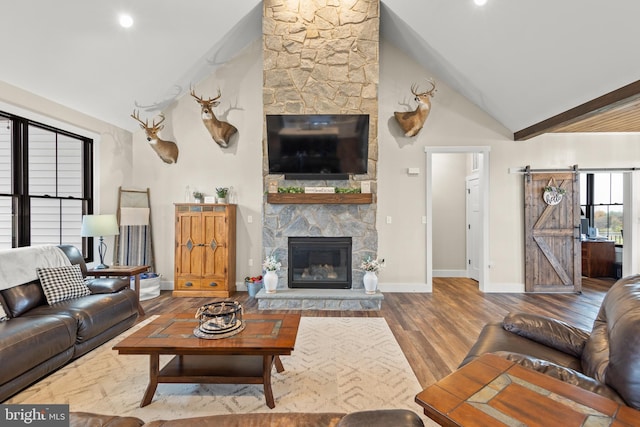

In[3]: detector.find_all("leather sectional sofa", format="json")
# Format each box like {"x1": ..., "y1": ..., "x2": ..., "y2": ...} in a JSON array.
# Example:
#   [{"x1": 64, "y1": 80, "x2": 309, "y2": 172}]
[
  {"x1": 0, "y1": 244, "x2": 138, "y2": 402},
  {"x1": 461, "y1": 274, "x2": 640, "y2": 410},
  {"x1": 70, "y1": 409, "x2": 425, "y2": 427}
]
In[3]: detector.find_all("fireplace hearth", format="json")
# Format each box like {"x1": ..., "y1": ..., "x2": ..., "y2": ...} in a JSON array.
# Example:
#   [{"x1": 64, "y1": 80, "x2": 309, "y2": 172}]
[{"x1": 288, "y1": 237, "x2": 352, "y2": 289}]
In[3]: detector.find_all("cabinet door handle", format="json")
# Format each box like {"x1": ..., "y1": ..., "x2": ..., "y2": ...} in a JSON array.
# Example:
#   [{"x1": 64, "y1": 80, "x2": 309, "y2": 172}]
[
  {"x1": 185, "y1": 282, "x2": 193, "y2": 287},
  {"x1": 208, "y1": 282, "x2": 218, "y2": 287}
]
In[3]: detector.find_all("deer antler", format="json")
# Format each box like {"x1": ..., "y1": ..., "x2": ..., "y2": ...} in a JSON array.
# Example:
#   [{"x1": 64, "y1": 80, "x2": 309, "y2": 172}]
[
  {"x1": 211, "y1": 89, "x2": 222, "y2": 103},
  {"x1": 190, "y1": 86, "x2": 205, "y2": 102},
  {"x1": 411, "y1": 79, "x2": 436, "y2": 96},
  {"x1": 130, "y1": 109, "x2": 149, "y2": 127},
  {"x1": 423, "y1": 78, "x2": 436, "y2": 95},
  {"x1": 190, "y1": 87, "x2": 221, "y2": 103},
  {"x1": 152, "y1": 113, "x2": 166, "y2": 128}
]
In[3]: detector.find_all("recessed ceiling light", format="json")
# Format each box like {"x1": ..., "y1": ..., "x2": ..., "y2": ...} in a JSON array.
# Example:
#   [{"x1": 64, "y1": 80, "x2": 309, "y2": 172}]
[
  {"x1": 474, "y1": 0, "x2": 487, "y2": 5},
  {"x1": 119, "y1": 14, "x2": 134, "y2": 28}
]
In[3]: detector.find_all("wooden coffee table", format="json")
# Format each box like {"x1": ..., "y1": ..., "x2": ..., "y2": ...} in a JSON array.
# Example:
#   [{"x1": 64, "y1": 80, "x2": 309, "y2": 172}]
[
  {"x1": 416, "y1": 353, "x2": 640, "y2": 426},
  {"x1": 113, "y1": 312, "x2": 301, "y2": 408}
]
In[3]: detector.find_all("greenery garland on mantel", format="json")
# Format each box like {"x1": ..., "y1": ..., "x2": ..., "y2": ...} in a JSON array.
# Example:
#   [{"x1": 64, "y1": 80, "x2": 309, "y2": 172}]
[{"x1": 277, "y1": 187, "x2": 362, "y2": 194}]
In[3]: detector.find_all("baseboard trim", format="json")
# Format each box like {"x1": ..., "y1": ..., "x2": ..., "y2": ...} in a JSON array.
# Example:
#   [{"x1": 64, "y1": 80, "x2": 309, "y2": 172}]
[
  {"x1": 163, "y1": 280, "x2": 524, "y2": 293},
  {"x1": 433, "y1": 269, "x2": 468, "y2": 277},
  {"x1": 160, "y1": 280, "x2": 173, "y2": 291}
]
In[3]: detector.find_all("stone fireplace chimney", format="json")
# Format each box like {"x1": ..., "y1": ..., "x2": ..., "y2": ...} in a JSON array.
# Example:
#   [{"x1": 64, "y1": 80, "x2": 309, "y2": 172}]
[{"x1": 262, "y1": 0, "x2": 380, "y2": 292}]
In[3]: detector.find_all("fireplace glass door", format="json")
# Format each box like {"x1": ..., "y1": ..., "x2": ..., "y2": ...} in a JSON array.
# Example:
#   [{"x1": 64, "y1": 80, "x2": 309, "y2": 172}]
[{"x1": 288, "y1": 237, "x2": 352, "y2": 289}]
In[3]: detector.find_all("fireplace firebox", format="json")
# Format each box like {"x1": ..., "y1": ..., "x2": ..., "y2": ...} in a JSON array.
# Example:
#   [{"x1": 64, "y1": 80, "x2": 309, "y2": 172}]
[{"x1": 288, "y1": 237, "x2": 352, "y2": 289}]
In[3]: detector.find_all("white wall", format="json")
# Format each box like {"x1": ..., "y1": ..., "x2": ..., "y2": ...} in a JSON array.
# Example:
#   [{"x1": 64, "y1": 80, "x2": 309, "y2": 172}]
[
  {"x1": 130, "y1": 40, "x2": 265, "y2": 286},
  {"x1": 378, "y1": 39, "x2": 509, "y2": 290},
  {"x1": 431, "y1": 153, "x2": 468, "y2": 273}
]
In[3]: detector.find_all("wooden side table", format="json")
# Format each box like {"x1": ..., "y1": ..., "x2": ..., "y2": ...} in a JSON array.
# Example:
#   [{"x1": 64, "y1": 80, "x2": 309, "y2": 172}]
[
  {"x1": 86, "y1": 265, "x2": 150, "y2": 315},
  {"x1": 415, "y1": 353, "x2": 639, "y2": 426}
]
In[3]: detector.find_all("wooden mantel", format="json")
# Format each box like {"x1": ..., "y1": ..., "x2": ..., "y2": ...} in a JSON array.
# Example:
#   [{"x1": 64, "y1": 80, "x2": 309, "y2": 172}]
[{"x1": 267, "y1": 193, "x2": 373, "y2": 204}]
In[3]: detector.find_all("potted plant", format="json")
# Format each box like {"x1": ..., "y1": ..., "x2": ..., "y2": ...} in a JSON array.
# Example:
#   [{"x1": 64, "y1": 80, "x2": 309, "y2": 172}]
[
  {"x1": 244, "y1": 275, "x2": 263, "y2": 298},
  {"x1": 192, "y1": 191, "x2": 204, "y2": 203},
  {"x1": 262, "y1": 255, "x2": 281, "y2": 293},
  {"x1": 216, "y1": 187, "x2": 229, "y2": 204},
  {"x1": 360, "y1": 256, "x2": 385, "y2": 294}
]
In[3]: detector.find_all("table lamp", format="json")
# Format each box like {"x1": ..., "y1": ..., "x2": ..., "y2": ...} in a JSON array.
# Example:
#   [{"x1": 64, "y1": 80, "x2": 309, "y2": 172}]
[{"x1": 81, "y1": 214, "x2": 119, "y2": 269}]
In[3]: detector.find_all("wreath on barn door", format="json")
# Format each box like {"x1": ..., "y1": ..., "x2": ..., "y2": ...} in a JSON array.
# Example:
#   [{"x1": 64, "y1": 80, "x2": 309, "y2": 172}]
[{"x1": 542, "y1": 178, "x2": 565, "y2": 206}]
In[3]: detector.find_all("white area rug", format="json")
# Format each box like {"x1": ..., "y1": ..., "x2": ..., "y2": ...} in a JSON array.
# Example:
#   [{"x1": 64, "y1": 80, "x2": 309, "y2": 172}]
[{"x1": 8, "y1": 317, "x2": 429, "y2": 423}]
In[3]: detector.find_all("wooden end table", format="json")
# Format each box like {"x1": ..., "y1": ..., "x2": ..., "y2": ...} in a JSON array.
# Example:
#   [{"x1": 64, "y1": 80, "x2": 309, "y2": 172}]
[
  {"x1": 415, "y1": 353, "x2": 639, "y2": 427},
  {"x1": 86, "y1": 265, "x2": 149, "y2": 315},
  {"x1": 113, "y1": 312, "x2": 301, "y2": 408}
]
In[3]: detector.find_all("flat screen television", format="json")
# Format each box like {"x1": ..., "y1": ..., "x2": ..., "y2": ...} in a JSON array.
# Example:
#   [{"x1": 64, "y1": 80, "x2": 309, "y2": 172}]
[{"x1": 266, "y1": 114, "x2": 369, "y2": 180}]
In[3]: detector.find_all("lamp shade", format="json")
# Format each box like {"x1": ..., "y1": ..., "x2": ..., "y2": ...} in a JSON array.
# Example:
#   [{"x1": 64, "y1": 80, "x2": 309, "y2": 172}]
[{"x1": 81, "y1": 214, "x2": 119, "y2": 237}]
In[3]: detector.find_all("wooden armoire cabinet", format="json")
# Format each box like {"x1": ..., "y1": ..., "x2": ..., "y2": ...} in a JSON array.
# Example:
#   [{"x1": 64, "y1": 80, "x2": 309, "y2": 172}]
[{"x1": 174, "y1": 203, "x2": 236, "y2": 297}]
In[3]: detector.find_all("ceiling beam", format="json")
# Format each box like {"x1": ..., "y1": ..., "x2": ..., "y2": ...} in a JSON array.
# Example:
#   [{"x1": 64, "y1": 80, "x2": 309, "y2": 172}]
[{"x1": 514, "y1": 80, "x2": 640, "y2": 141}]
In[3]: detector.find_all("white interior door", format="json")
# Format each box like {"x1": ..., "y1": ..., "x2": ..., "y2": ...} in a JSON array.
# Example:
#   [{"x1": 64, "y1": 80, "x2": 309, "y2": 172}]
[{"x1": 466, "y1": 176, "x2": 481, "y2": 281}]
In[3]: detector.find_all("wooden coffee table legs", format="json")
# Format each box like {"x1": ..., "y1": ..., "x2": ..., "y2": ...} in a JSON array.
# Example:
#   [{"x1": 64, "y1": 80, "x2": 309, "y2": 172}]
[
  {"x1": 262, "y1": 355, "x2": 285, "y2": 409},
  {"x1": 274, "y1": 355, "x2": 284, "y2": 373},
  {"x1": 141, "y1": 353, "x2": 160, "y2": 407},
  {"x1": 139, "y1": 353, "x2": 286, "y2": 408},
  {"x1": 263, "y1": 356, "x2": 276, "y2": 408}
]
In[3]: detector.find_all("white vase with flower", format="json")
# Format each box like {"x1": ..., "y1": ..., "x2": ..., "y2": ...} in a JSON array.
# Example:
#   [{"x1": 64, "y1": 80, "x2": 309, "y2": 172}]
[
  {"x1": 262, "y1": 255, "x2": 281, "y2": 293},
  {"x1": 360, "y1": 256, "x2": 385, "y2": 294}
]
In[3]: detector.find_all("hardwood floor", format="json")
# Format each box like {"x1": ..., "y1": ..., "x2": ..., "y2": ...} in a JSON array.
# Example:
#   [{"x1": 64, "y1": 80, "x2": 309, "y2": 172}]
[{"x1": 140, "y1": 277, "x2": 614, "y2": 389}]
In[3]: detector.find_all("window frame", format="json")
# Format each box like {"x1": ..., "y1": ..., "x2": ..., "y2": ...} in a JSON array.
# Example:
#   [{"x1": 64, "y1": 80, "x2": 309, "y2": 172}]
[
  {"x1": 0, "y1": 111, "x2": 94, "y2": 256},
  {"x1": 580, "y1": 172, "x2": 623, "y2": 245}
]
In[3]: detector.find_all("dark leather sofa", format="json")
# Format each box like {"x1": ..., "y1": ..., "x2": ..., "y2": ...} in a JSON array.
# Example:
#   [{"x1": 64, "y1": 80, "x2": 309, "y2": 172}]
[
  {"x1": 0, "y1": 245, "x2": 138, "y2": 402},
  {"x1": 70, "y1": 409, "x2": 425, "y2": 427},
  {"x1": 461, "y1": 274, "x2": 640, "y2": 410}
]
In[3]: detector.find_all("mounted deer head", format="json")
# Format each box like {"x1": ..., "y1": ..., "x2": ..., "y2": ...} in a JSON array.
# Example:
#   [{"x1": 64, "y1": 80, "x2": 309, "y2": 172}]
[
  {"x1": 130, "y1": 110, "x2": 179, "y2": 164},
  {"x1": 190, "y1": 87, "x2": 238, "y2": 148},
  {"x1": 394, "y1": 78, "x2": 436, "y2": 137}
]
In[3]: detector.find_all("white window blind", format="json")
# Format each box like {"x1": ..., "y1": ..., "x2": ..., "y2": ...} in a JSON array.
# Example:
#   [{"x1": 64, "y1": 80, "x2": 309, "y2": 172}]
[
  {"x1": 0, "y1": 119, "x2": 11, "y2": 249},
  {"x1": 28, "y1": 126, "x2": 84, "y2": 247}
]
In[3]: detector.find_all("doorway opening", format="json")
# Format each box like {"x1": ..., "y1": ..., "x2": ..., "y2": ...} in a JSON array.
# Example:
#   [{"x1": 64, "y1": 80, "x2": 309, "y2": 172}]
[{"x1": 425, "y1": 146, "x2": 490, "y2": 292}]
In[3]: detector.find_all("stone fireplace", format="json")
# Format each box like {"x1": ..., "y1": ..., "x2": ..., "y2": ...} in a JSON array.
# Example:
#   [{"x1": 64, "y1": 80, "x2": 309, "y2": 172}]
[
  {"x1": 263, "y1": 201, "x2": 376, "y2": 290},
  {"x1": 259, "y1": 0, "x2": 381, "y2": 310},
  {"x1": 259, "y1": 201, "x2": 381, "y2": 309}
]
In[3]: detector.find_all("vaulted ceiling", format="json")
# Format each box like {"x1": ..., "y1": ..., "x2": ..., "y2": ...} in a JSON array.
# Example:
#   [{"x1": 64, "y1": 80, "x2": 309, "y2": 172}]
[{"x1": 1, "y1": 0, "x2": 639, "y2": 140}]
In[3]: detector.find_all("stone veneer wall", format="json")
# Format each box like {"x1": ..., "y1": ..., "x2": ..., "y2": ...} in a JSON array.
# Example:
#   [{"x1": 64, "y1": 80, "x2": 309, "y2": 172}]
[{"x1": 262, "y1": 0, "x2": 380, "y2": 290}]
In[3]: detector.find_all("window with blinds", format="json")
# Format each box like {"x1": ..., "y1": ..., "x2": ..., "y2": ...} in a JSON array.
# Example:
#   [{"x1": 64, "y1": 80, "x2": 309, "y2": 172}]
[
  {"x1": 0, "y1": 117, "x2": 12, "y2": 248},
  {"x1": 580, "y1": 172, "x2": 623, "y2": 245},
  {"x1": 0, "y1": 112, "x2": 93, "y2": 252}
]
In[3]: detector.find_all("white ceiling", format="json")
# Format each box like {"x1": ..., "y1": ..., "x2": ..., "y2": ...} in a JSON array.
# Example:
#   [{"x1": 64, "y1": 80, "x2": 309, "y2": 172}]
[{"x1": 2, "y1": 0, "x2": 639, "y2": 135}]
